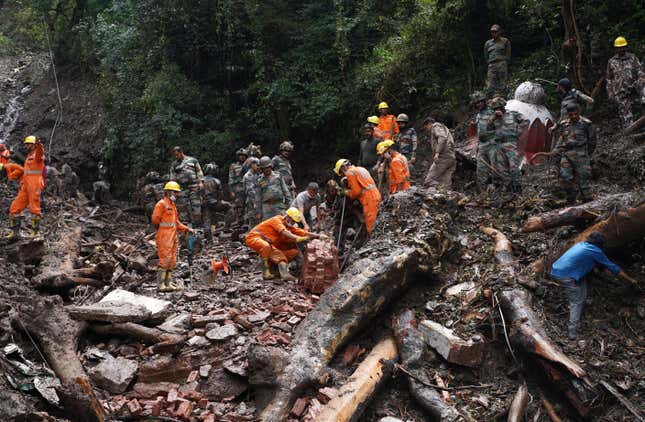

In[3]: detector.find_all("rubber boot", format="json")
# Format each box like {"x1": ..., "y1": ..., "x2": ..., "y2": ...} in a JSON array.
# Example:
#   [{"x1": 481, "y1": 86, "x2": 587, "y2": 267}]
[
  {"x1": 277, "y1": 262, "x2": 297, "y2": 282},
  {"x1": 262, "y1": 259, "x2": 275, "y2": 280},
  {"x1": 158, "y1": 269, "x2": 169, "y2": 292},
  {"x1": 166, "y1": 271, "x2": 182, "y2": 291},
  {"x1": 6, "y1": 215, "x2": 20, "y2": 239},
  {"x1": 30, "y1": 216, "x2": 41, "y2": 238}
]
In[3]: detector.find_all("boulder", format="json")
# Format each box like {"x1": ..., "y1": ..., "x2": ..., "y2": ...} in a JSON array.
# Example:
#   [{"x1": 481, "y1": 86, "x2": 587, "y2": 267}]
[
  {"x1": 206, "y1": 324, "x2": 238, "y2": 341},
  {"x1": 88, "y1": 356, "x2": 138, "y2": 393},
  {"x1": 99, "y1": 289, "x2": 172, "y2": 321}
]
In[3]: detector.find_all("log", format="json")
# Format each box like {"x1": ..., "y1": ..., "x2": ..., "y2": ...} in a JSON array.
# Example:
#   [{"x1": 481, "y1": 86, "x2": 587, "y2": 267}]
[
  {"x1": 499, "y1": 288, "x2": 598, "y2": 418},
  {"x1": 573, "y1": 203, "x2": 645, "y2": 250},
  {"x1": 12, "y1": 295, "x2": 105, "y2": 422},
  {"x1": 256, "y1": 245, "x2": 432, "y2": 421},
  {"x1": 507, "y1": 383, "x2": 528, "y2": 422},
  {"x1": 314, "y1": 337, "x2": 398, "y2": 422},
  {"x1": 522, "y1": 192, "x2": 644, "y2": 232},
  {"x1": 623, "y1": 115, "x2": 645, "y2": 135},
  {"x1": 90, "y1": 322, "x2": 186, "y2": 354},
  {"x1": 479, "y1": 226, "x2": 515, "y2": 271},
  {"x1": 392, "y1": 310, "x2": 461, "y2": 421},
  {"x1": 32, "y1": 225, "x2": 83, "y2": 291},
  {"x1": 539, "y1": 392, "x2": 562, "y2": 422}
]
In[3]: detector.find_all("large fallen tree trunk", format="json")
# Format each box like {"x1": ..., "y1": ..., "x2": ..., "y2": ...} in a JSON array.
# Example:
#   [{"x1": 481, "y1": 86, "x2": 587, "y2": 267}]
[
  {"x1": 392, "y1": 309, "x2": 461, "y2": 421},
  {"x1": 572, "y1": 202, "x2": 645, "y2": 249},
  {"x1": 32, "y1": 225, "x2": 83, "y2": 291},
  {"x1": 90, "y1": 322, "x2": 185, "y2": 354},
  {"x1": 522, "y1": 192, "x2": 644, "y2": 233},
  {"x1": 499, "y1": 289, "x2": 598, "y2": 418},
  {"x1": 12, "y1": 295, "x2": 105, "y2": 422},
  {"x1": 314, "y1": 337, "x2": 398, "y2": 422},
  {"x1": 480, "y1": 226, "x2": 515, "y2": 272}
]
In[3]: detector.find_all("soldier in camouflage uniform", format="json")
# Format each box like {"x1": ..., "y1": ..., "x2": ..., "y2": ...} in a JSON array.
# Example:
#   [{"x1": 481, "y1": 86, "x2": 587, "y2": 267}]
[
  {"x1": 272, "y1": 141, "x2": 296, "y2": 196},
  {"x1": 394, "y1": 113, "x2": 417, "y2": 171},
  {"x1": 228, "y1": 148, "x2": 249, "y2": 227},
  {"x1": 60, "y1": 163, "x2": 79, "y2": 199},
  {"x1": 422, "y1": 117, "x2": 456, "y2": 189},
  {"x1": 202, "y1": 163, "x2": 231, "y2": 240},
  {"x1": 169, "y1": 146, "x2": 204, "y2": 227},
  {"x1": 485, "y1": 97, "x2": 529, "y2": 193},
  {"x1": 242, "y1": 157, "x2": 261, "y2": 228},
  {"x1": 472, "y1": 91, "x2": 496, "y2": 191},
  {"x1": 534, "y1": 103, "x2": 596, "y2": 203},
  {"x1": 140, "y1": 171, "x2": 165, "y2": 219},
  {"x1": 484, "y1": 24, "x2": 511, "y2": 98},
  {"x1": 556, "y1": 78, "x2": 594, "y2": 121},
  {"x1": 255, "y1": 156, "x2": 292, "y2": 220},
  {"x1": 92, "y1": 161, "x2": 111, "y2": 204},
  {"x1": 606, "y1": 36, "x2": 644, "y2": 128}
]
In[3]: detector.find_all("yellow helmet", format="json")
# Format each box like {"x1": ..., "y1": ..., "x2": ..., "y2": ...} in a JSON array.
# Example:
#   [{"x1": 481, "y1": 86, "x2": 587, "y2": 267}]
[
  {"x1": 24, "y1": 135, "x2": 37, "y2": 144},
  {"x1": 285, "y1": 207, "x2": 302, "y2": 223},
  {"x1": 367, "y1": 116, "x2": 380, "y2": 125},
  {"x1": 614, "y1": 36, "x2": 628, "y2": 47},
  {"x1": 378, "y1": 102, "x2": 389, "y2": 110},
  {"x1": 334, "y1": 158, "x2": 350, "y2": 176},
  {"x1": 376, "y1": 139, "x2": 395, "y2": 155},
  {"x1": 163, "y1": 181, "x2": 181, "y2": 192}
]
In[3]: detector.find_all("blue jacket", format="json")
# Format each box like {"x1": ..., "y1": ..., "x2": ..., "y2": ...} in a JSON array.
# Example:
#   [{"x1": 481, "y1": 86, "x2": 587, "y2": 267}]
[{"x1": 550, "y1": 242, "x2": 621, "y2": 282}]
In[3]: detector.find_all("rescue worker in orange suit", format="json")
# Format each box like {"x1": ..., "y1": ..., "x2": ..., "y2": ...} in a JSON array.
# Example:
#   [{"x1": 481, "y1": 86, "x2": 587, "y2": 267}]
[
  {"x1": 245, "y1": 207, "x2": 327, "y2": 282},
  {"x1": 377, "y1": 102, "x2": 399, "y2": 140},
  {"x1": 334, "y1": 159, "x2": 382, "y2": 235},
  {"x1": 367, "y1": 116, "x2": 385, "y2": 140},
  {"x1": 0, "y1": 143, "x2": 10, "y2": 165},
  {"x1": 0, "y1": 162, "x2": 24, "y2": 181},
  {"x1": 376, "y1": 140, "x2": 411, "y2": 194},
  {"x1": 152, "y1": 181, "x2": 194, "y2": 292},
  {"x1": 7, "y1": 136, "x2": 44, "y2": 238}
]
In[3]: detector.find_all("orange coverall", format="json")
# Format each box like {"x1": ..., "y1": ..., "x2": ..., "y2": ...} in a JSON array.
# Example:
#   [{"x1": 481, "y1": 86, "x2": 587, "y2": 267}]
[
  {"x1": 10, "y1": 144, "x2": 44, "y2": 217},
  {"x1": 152, "y1": 196, "x2": 190, "y2": 270},
  {"x1": 345, "y1": 165, "x2": 382, "y2": 234},
  {"x1": 4, "y1": 163, "x2": 24, "y2": 181},
  {"x1": 388, "y1": 151, "x2": 411, "y2": 193},
  {"x1": 377, "y1": 114, "x2": 399, "y2": 139},
  {"x1": 246, "y1": 215, "x2": 307, "y2": 264},
  {"x1": 0, "y1": 146, "x2": 10, "y2": 165}
]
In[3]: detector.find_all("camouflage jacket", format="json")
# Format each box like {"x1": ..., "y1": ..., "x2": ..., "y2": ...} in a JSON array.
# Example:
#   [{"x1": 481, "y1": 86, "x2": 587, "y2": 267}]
[
  {"x1": 358, "y1": 137, "x2": 380, "y2": 168},
  {"x1": 427, "y1": 123, "x2": 455, "y2": 158},
  {"x1": 255, "y1": 171, "x2": 292, "y2": 207},
  {"x1": 553, "y1": 117, "x2": 596, "y2": 155},
  {"x1": 242, "y1": 169, "x2": 260, "y2": 211},
  {"x1": 484, "y1": 37, "x2": 511, "y2": 64},
  {"x1": 228, "y1": 162, "x2": 246, "y2": 193},
  {"x1": 486, "y1": 111, "x2": 529, "y2": 143},
  {"x1": 559, "y1": 89, "x2": 594, "y2": 120},
  {"x1": 272, "y1": 155, "x2": 295, "y2": 188},
  {"x1": 203, "y1": 175, "x2": 223, "y2": 205},
  {"x1": 170, "y1": 155, "x2": 203, "y2": 187},
  {"x1": 142, "y1": 182, "x2": 165, "y2": 206},
  {"x1": 394, "y1": 127, "x2": 418, "y2": 158},
  {"x1": 606, "y1": 53, "x2": 644, "y2": 98},
  {"x1": 476, "y1": 107, "x2": 494, "y2": 144}
]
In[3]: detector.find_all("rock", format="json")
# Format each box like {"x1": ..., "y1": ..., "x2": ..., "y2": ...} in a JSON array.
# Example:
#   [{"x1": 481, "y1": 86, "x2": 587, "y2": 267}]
[
  {"x1": 444, "y1": 281, "x2": 476, "y2": 297},
  {"x1": 158, "y1": 313, "x2": 192, "y2": 334},
  {"x1": 199, "y1": 364, "x2": 212, "y2": 378},
  {"x1": 138, "y1": 356, "x2": 194, "y2": 383},
  {"x1": 88, "y1": 356, "x2": 138, "y2": 393},
  {"x1": 206, "y1": 324, "x2": 238, "y2": 341},
  {"x1": 223, "y1": 359, "x2": 247, "y2": 377},
  {"x1": 247, "y1": 344, "x2": 287, "y2": 387},
  {"x1": 99, "y1": 289, "x2": 172, "y2": 321},
  {"x1": 247, "y1": 310, "x2": 271, "y2": 324},
  {"x1": 66, "y1": 302, "x2": 152, "y2": 323},
  {"x1": 300, "y1": 239, "x2": 339, "y2": 294},
  {"x1": 192, "y1": 313, "x2": 230, "y2": 327},
  {"x1": 419, "y1": 320, "x2": 484, "y2": 367},
  {"x1": 201, "y1": 368, "x2": 247, "y2": 401},
  {"x1": 132, "y1": 382, "x2": 180, "y2": 398},
  {"x1": 187, "y1": 336, "x2": 210, "y2": 348}
]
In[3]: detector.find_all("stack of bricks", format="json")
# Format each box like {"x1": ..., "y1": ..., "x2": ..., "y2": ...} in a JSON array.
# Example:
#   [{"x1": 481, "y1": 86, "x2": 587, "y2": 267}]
[{"x1": 300, "y1": 239, "x2": 339, "y2": 294}]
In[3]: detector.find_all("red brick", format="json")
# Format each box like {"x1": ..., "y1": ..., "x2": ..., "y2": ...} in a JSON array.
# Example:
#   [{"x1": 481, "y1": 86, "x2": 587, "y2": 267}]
[
  {"x1": 176, "y1": 400, "x2": 194, "y2": 420},
  {"x1": 290, "y1": 397, "x2": 309, "y2": 417},
  {"x1": 151, "y1": 398, "x2": 164, "y2": 416},
  {"x1": 198, "y1": 398, "x2": 208, "y2": 409},
  {"x1": 202, "y1": 414, "x2": 215, "y2": 422},
  {"x1": 126, "y1": 399, "x2": 142, "y2": 415},
  {"x1": 186, "y1": 370, "x2": 200, "y2": 383},
  {"x1": 167, "y1": 388, "x2": 179, "y2": 403}
]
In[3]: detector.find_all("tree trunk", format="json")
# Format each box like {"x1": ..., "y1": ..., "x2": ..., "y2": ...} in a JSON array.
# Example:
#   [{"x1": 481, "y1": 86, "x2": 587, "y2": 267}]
[
  {"x1": 573, "y1": 203, "x2": 645, "y2": 250},
  {"x1": 479, "y1": 226, "x2": 515, "y2": 272},
  {"x1": 314, "y1": 337, "x2": 398, "y2": 422},
  {"x1": 392, "y1": 309, "x2": 462, "y2": 421},
  {"x1": 90, "y1": 322, "x2": 185, "y2": 354},
  {"x1": 507, "y1": 383, "x2": 528, "y2": 422},
  {"x1": 32, "y1": 225, "x2": 83, "y2": 291},
  {"x1": 12, "y1": 295, "x2": 105, "y2": 422},
  {"x1": 522, "y1": 192, "x2": 644, "y2": 232}
]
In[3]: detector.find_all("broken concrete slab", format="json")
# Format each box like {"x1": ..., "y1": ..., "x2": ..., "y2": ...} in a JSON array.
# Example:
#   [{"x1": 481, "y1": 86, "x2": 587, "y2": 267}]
[
  {"x1": 88, "y1": 356, "x2": 138, "y2": 394},
  {"x1": 99, "y1": 289, "x2": 172, "y2": 321},
  {"x1": 419, "y1": 320, "x2": 484, "y2": 367},
  {"x1": 247, "y1": 310, "x2": 271, "y2": 324},
  {"x1": 132, "y1": 382, "x2": 179, "y2": 399},
  {"x1": 186, "y1": 336, "x2": 210, "y2": 348},
  {"x1": 138, "y1": 356, "x2": 194, "y2": 383},
  {"x1": 205, "y1": 324, "x2": 238, "y2": 341},
  {"x1": 66, "y1": 302, "x2": 152, "y2": 323},
  {"x1": 201, "y1": 368, "x2": 247, "y2": 401},
  {"x1": 158, "y1": 313, "x2": 192, "y2": 335}
]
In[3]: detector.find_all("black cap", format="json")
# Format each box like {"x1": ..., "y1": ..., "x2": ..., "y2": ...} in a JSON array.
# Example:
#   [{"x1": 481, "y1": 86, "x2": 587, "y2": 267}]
[
  {"x1": 423, "y1": 117, "x2": 436, "y2": 125},
  {"x1": 587, "y1": 232, "x2": 606, "y2": 248},
  {"x1": 566, "y1": 103, "x2": 580, "y2": 112},
  {"x1": 558, "y1": 78, "x2": 572, "y2": 89}
]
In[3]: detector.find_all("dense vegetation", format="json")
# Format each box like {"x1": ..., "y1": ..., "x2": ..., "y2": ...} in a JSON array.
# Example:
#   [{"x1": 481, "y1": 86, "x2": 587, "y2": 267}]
[{"x1": 1, "y1": 0, "x2": 642, "y2": 192}]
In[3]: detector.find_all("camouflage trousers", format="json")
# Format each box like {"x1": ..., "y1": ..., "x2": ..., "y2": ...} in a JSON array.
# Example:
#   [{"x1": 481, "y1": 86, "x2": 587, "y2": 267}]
[
  {"x1": 424, "y1": 155, "x2": 456, "y2": 189},
  {"x1": 476, "y1": 142, "x2": 497, "y2": 188},
  {"x1": 486, "y1": 61, "x2": 508, "y2": 98},
  {"x1": 203, "y1": 200, "x2": 232, "y2": 231},
  {"x1": 613, "y1": 92, "x2": 637, "y2": 129},
  {"x1": 492, "y1": 142, "x2": 521, "y2": 190},
  {"x1": 261, "y1": 201, "x2": 288, "y2": 220},
  {"x1": 559, "y1": 148, "x2": 591, "y2": 200},
  {"x1": 230, "y1": 189, "x2": 246, "y2": 226},
  {"x1": 245, "y1": 200, "x2": 260, "y2": 228},
  {"x1": 176, "y1": 186, "x2": 202, "y2": 226}
]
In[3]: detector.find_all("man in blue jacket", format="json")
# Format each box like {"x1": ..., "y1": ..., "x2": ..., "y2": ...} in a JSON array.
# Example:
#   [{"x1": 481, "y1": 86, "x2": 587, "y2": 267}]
[{"x1": 550, "y1": 232, "x2": 638, "y2": 339}]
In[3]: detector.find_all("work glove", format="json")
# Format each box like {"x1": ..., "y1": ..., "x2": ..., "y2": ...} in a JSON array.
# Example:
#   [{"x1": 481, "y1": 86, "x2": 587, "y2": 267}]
[{"x1": 296, "y1": 236, "x2": 309, "y2": 243}]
